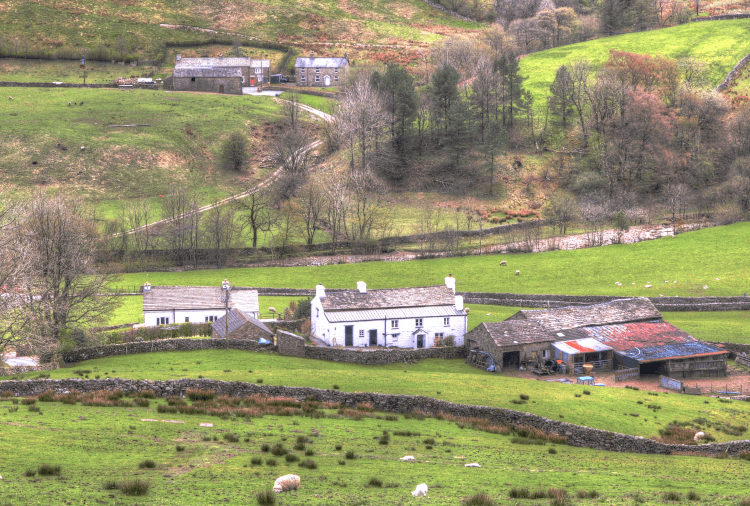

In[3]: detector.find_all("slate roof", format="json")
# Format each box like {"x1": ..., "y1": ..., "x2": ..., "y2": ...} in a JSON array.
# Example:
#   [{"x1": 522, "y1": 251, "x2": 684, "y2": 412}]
[
  {"x1": 174, "y1": 67, "x2": 243, "y2": 78},
  {"x1": 321, "y1": 286, "x2": 456, "y2": 311},
  {"x1": 143, "y1": 286, "x2": 259, "y2": 313},
  {"x1": 176, "y1": 57, "x2": 270, "y2": 68},
  {"x1": 615, "y1": 341, "x2": 728, "y2": 363},
  {"x1": 478, "y1": 321, "x2": 557, "y2": 347},
  {"x1": 552, "y1": 338, "x2": 613, "y2": 355},
  {"x1": 212, "y1": 308, "x2": 271, "y2": 338},
  {"x1": 578, "y1": 321, "x2": 695, "y2": 351},
  {"x1": 512, "y1": 298, "x2": 661, "y2": 331},
  {"x1": 294, "y1": 57, "x2": 349, "y2": 68}
]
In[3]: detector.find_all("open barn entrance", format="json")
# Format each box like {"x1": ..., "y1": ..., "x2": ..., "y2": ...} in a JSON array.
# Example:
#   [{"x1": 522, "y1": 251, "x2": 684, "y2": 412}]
[{"x1": 503, "y1": 351, "x2": 520, "y2": 369}]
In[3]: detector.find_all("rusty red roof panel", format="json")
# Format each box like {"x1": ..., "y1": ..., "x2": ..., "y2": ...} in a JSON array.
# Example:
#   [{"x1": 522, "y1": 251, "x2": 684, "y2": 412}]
[
  {"x1": 565, "y1": 340, "x2": 595, "y2": 352},
  {"x1": 579, "y1": 321, "x2": 694, "y2": 351}
]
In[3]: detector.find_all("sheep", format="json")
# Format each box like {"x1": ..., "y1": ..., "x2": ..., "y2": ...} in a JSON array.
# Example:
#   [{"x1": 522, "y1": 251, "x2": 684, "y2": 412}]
[
  {"x1": 515, "y1": 270, "x2": 520, "y2": 276},
  {"x1": 268, "y1": 307, "x2": 276, "y2": 314},
  {"x1": 8, "y1": 97, "x2": 12, "y2": 100},
  {"x1": 644, "y1": 284, "x2": 652, "y2": 288},
  {"x1": 500, "y1": 260, "x2": 507, "y2": 266},
  {"x1": 464, "y1": 463, "x2": 481, "y2": 467},
  {"x1": 411, "y1": 483, "x2": 428, "y2": 497},
  {"x1": 694, "y1": 431, "x2": 705, "y2": 441},
  {"x1": 68, "y1": 102, "x2": 71, "y2": 106},
  {"x1": 273, "y1": 474, "x2": 300, "y2": 495},
  {"x1": 80, "y1": 146, "x2": 86, "y2": 152},
  {"x1": 399, "y1": 455, "x2": 415, "y2": 461},
  {"x1": 79, "y1": 101, "x2": 84, "y2": 105}
]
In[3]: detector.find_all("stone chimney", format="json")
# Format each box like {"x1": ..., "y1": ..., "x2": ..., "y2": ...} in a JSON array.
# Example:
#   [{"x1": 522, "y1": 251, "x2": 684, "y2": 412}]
[
  {"x1": 175, "y1": 54, "x2": 181, "y2": 62},
  {"x1": 455, "y1": 295, "x2": 464, "y2": 311},
  {"x1": 310, "y1": 51, "x2": 315, "y2": 58},
  {"x1": 143, "y1": 282, "x2": 151, "y2": 293},
  {"x1": 444, "y1": 275, "x2": 456, "y2": 293},
  {"x1": 222, "y1": 279, "x2": 230, "y2": 291},
  {"x1": 315, "y1": 283, "x2": 326, "y2": 299},
  {"x1": 357, "y1": 281, "x2": 367, "y2": 294}
]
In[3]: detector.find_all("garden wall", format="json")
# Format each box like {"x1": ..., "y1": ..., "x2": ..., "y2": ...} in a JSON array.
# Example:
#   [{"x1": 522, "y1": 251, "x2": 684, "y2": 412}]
[
  {"x1": 0, "y1": 363, "x2": 59, "y2": 377},
  {"x1": 2, "y1": 378, "x2": 750, "y2": 456},
  {"x1": 303, "y1": 345, "x2": 467, "y2": 364}
]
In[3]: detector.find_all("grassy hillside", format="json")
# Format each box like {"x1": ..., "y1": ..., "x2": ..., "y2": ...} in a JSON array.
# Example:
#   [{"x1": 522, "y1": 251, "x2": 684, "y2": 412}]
[
  {"x1": 2, "y1": 395, "x2": 748, "y2": 505},
  {"x1": 113, "y1": 222, "x2": 750, "y2": 297},
  {"x1": 520, "y1": 18, "x2": 750, "y2": 101}
]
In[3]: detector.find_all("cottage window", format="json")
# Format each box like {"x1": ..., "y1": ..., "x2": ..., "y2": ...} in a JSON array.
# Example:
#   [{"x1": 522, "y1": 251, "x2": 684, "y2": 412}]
[
  {"x1": 334, "y1": 76, "x2": 339, "y2": 81},
  {"x1": 391, "y1": 320, "x2": 399, "y2": 329},
  {"x1": 300, "y1": 77, "x2": 306, "y2": 83},
  {"x1": 190, "y1": 77, "x2": 195, "y2": 82},
  {"x1": 315, "y1": 67, "x2": 320, "y2": 73},
  {"x1": 300, "y1": 68, "x2": 305, "y2": 73},
  {"x1": 157, "y1": 317, "x2": 169, "y2": 325},
  {"x1": 415, "y1": 318, "x2": 423, "y2": 327},
  {"x1": 542, "y1": 349, "x2": 550, "y2": 359},
  {"x1": 255, "y1": 68, "x2": 262, "y2": 73},
  {"x1": 205, "y1": 316, "x2": 218, "y2": 322},
  {"x1": 435, "y1": 332, "x2": 444, "y2": 339},
  {"x1": 185, "y1": 317, "x2": 190, "y2": 323},
  {"x1": 334, "y1": 67, "x2": 339, "y2": 73},
  {"x1": 315, "y1": 75, "x2": 320, "y2": 82},
  {"x1": 444, "y1": 317, "x2": 450, "y2": 326},
  {"x1": 316, "y1": 308, "x2": 319, "y2": 318},
  {"x1": 359, "y1": 329, "x2": 364, "y2": 338}
]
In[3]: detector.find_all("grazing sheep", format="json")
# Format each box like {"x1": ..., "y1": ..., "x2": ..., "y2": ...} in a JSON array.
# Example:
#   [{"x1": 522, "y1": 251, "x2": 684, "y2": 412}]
[
  {"x1": 644, "y1": 284, "x2": 652, "y2": 288},
  {"x1": 399, "y1": 455, "x2": 415, "y2": 461},
  {"x1": 515, "y1": 270, "x2": 520, "y2": 276},
  {"x1": 500, "y1": 260, "x2": 507, "y2": 266},
  {"x1": 268, "y1": 307, "x2": 276, "y2": 313},
  {"x1": 80, "y1": 146, "x2": 86, "y2": 152},
  {"x1": 704, "y1": 285, "x2": 708, "y2": 290},
  {"x1": 8, "y1": 97, "x2": 12, "y2": 100},
  {"x1": 464, "y1": 463, "x2": 481, "y2": 467},
  {"x1": 79, "y1": 101, "x2": 84, "y2": 105},
  {"x1": 694, "y1": 431, "x2": 705, "y2": 441},
  {"x1": 273, "y1": 474, "x2": 300, "y2": 495},
  {"x1": 411, "y1": 483, "x2": 428, "y2": 497},
  {"x1": 68, "y1": 102, "x2": 71, "y2": 106}
]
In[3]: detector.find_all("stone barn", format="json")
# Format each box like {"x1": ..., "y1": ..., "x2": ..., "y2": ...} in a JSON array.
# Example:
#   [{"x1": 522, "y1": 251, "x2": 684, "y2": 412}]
[
  {"x1": 172, "y1": 55, "x2": 271, "y2": 94},
  {"x1": 211, "y1": 308, "x2": 273, "y2": 341},
  {"x1": 465, "y1": 320, "x2": 557, "y2": 372}
]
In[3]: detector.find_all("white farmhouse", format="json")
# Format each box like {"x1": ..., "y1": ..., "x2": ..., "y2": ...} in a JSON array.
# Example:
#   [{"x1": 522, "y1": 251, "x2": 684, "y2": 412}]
[
  {"x1": 311, "y1": 277, "x2": 467, "y2": 348},
  {"x1": 142, "y1": 281, "x2": 259, "y2": 327}
]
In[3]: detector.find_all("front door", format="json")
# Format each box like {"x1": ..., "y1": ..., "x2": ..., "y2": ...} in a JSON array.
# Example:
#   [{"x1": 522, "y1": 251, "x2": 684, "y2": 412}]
[
  {"x1": 250, "y1": 76, "x2": 256, "y2": 86},
  {"x1": 219, "y1": 84, "x2": 225, "y2": 94},
  {"x1": 369, "y1": 329, "x2": 377, "y2": 346},
  {"x1": 417, "y1": 334, "x2": 424, "y2": 349},
  {"x1": 345, "y1": 326, "x2": 353, "y2": 347},
  {"x1": 324, "y1": 75, "x2": 331, "y2": 86}
]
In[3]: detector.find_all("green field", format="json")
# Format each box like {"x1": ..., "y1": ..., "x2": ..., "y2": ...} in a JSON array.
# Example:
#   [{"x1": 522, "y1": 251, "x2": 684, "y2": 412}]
[
  {"x1": 6, "y1": 349, "x2": 750, "y2": 443},
  {"x1": 520, "y1": 18, "x2": 750, "y2": 101},
  {"x1": 112, "y1": 222, "x2": 750, "y2": 297},
  {"x1": 2, "y1": 394, "x2": 748, "y2": 505}
]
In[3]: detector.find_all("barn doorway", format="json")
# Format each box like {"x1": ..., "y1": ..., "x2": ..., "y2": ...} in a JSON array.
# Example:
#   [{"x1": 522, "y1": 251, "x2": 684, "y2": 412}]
[
  {"x1": 502, "y1": 351, "x2": 520, "y2": 369},
  {"x1": 345, "y1": 326, "x2": 353, "y2": 347},
  {"x1": 219, "y1": 84, "x2": 225, "y2": 93}
]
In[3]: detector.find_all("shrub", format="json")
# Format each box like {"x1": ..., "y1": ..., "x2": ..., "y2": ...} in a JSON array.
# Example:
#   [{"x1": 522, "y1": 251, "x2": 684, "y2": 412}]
[
  {"x1": 265, "y1": 458, "x2": 277, "y2": 466},
  {"x1": 576, "y1": 490, "x2": 599, "y2": 498},
  {"x1": 548, "y1": 447, "x2": 557, "y2": 454},
  {"x1": 270, "y1": 444, "x2": 287, "y2": 456},
  {"x1": 519, "y1": 394, "x2": 530, "y2": 400},
  {"x1": 285, "y1": 454, "x2": 300, "y2": 463},
  {"x1": 134, "y1": 398, "x2": 150, "y2": 407},
  {"x1": 223, "y1": 433, "x2": 240, "y2": 443},
  {"x1": 28, "y1": 405, "x2": 41, "y2": 412},
  {"x1": 583, "y1": 390, "x2": 591, "y2": 395},
  {"x1": 251, "y1": 457, "x2": 263, "y2": 465},
  {"x1": 261, "y1": 444, "x2": 270, "y2": 452},
  {"x1": 37, "y1": 464, "x2": 61, "y2": 476},
  {"x1": 20, "y1": 399, "x2": 36, "y2": 405},
  {"x1": 305, "y1": 448, "x2": 315, "y2": 456},
  {"x1": 335, "y1": 444, "x2": 343, "y2": 450},
  {"x1": 256, "y1": 489, "x2": 276, "y2": 506},
  {"x1": 120, "y1": 479, "x2": 150, "y2": 496},
  {"x1": 138, "y1": 459, "x2": 157, "y2": 469},
  {"x1": 548, "y1": 488, "x2": 569, "y2": 506},
  {"x1": 423, "y1": 437, "x2": 436, "y2": 445},
  {"x1": 345, "y1": 450, "x2": 356, "y2": 459},
  {"x1": 687, "y1": 490, "x2": 700, "y2": 501},
  {"x1": 103, "y1": 480, "x2": 118, "y2": 490},
  {"x1": 462, "y1": 492, "x2": 496, "y2": 506},
  {"x1": 294, "y1": 442, "x2": 306, "y2": 451},
  {"x1": 186, "y1": 389, "x2": 216, "y2": 401},
  {"x1": 298, "y1": 459, "x2": 317, "y2": 469},
  {"x1": 368, "y1": 477, "x2": 383, "y2": 487},
  {"x1": 24, "y1": 469, "x2": 37, "y2": 477},
  {"x1": 176, "y1": 445, "x2": 186, "y2": 452},
  {"x1": 663, "y1": 491, "x2": 682, "y2": 501}
]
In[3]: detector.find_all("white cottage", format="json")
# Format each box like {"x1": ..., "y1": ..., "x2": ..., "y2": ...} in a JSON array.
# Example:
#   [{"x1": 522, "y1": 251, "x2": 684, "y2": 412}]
[
  {"x1": 311, "y1": 278, "x2": 467, "y2": 348},
  {"x1": 142, "y1": 281, "x2": 259, "y2": 327}
]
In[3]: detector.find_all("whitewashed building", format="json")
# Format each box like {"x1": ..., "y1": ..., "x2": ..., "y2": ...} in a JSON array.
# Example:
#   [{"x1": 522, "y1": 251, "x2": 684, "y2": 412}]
[
  {"x1": 311, "y1": 277, "x2": 467, "y2": 348},
  {"x1": 142, "y1": 281, "x2": 259, "y2": 327}
]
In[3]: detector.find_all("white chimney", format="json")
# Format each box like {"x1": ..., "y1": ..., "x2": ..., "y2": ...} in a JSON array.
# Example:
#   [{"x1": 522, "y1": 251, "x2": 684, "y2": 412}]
[
  {"x1": 445, "y1": 275, "x2": 456, "y2": 293},
  {"x1": 143, "y1": 282, "x2": 151, "y2": 293},
  {"x1": 455, "y1": 295, "x2": 464, "y2": 311},
  {"x1": 357, "y1": 281, "x2": 367, "y2": 294},
  {"x1": 176, "y1": 54, "x2": 181, "y2": 62},
  {"x1": 316, "y1": 283, "x2": 326, "y2": 299},
  {"x1": 222, "y1": 279, "x2": 230, "y2": 290}
]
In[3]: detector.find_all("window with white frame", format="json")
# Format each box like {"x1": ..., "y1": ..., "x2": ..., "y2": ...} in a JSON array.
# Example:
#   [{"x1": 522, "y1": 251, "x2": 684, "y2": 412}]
[
  {"x1": 316, "y1": 308, "x2": 319, "y2": 318},
  {"x1": 315, "y1": 67, "x2": 320, "y2": 73},
  {"x1": 315, "y1": 75, "x2": 320, "y2": 82},
  {"x1": 334, "y1": 67, "x2": 339, "y2": 73},
  {"x1": 205, "y1": 316, "x2": 217, "y2": 322},
  {"x1": 359, "y1": 329, "x2": 364, "y2": 339},
  {"x1": 415, "y1": 318, "x2": 423, "y2": 327},
  {"x1": 300, "y1": 77, "x2": 306, "y2": 82},
  {"x1": 300, "y1": 68, "x2": 305, "y2": 73},
  {"x1": 255, "y1": 68, "x2": 261, "y2": 73},
  {"x1": 334, "y1": 76, "x2": 339, "y2": 81},
  {"x1": 391, "y1": 320, "x2": 399, "y2": 329},
  {"x1": 435, "y1": 332, "x2": 444, "y2": 339},
  {"x1": 444, "y1": 317, "x2": 450, "y2": 326},
  {"x1": 185, "y1": 317, "x2": 190, "y2": 323},
  {"x1": 157, "y1": 317, "x2": 169, "y2": 325},
  {"x1": 542, "y1": 349, "x2": 550, "y2": 359}
]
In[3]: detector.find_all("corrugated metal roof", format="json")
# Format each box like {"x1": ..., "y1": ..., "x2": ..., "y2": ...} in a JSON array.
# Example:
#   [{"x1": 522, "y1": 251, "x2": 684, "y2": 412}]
[
  {"x1": 294, "y1": 57, "x2": 349, "y2": 68},
  {"x1": 514, "y1": 298, "x2": 661, "y2": 331},
  {"x1": 325, "y1": 305, "x2": 464, "y2": 323},
  {"x1": 579, "y1": 321, "x2": 694, "y2": 351},
  {"x1": 616, "y1": 341, "x2": 728, "y2": 363},
  {"x1": 176, "y1": 57, "x2": 270, "y2": 68},
  {"x1": 552, "y1": 338, "x2": 613, "y2": 355}
]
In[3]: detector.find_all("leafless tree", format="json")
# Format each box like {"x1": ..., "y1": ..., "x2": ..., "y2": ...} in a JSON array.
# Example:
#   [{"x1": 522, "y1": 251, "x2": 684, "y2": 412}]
[
  {"x1": 269, "y1": 202, "x2": 300, "y2": 259},
  {"x1": 236, "y1": 188, "x2": 274, "y2": 249},
  {"x1": 204, "y1": 202, "x2": 244, "y2": 267},
  {"x1": 542, "y1": 190, "x2": 578, "y2": 234},
  {"x1": 0, "y1": 194, "x2": 118, "y2": 354},
  {"x1": 284, "y1": 87, "x2": 302, "y2": 129},
  {"x1": 270, "y1": 127, "x2": 313, "y2": 176},
  {"x1": 338, "y1": 78, "x2": 389, "y2": 172},
  {"x1": 418, "y1": 203, "x2": 444, "y2": 253},
  {"x1": 319, "y1": 169, "x2": 350, "y2": 254},
  {"x1": 345, "y1": 170, "x2": 389, "y2": 244},
  {"x1": 297, "y1": 177, "x2": 327, "y2": 247},
  {"x1": 124, "y1": 198, "x2": 157, "y2": 253},
  {"x1": 160, "y1": 186, "x2": 201, "y2": 267},
  {"x1": 578, "y1": 199, "x2": 608, "y2": 247}
]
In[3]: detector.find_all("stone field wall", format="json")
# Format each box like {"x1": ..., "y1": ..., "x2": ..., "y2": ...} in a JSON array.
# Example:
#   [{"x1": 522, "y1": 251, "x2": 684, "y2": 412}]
[
  {"x1": 0, "y1": 363, "x2": 59, "y2": 377},
  {"x1": 2, "y1": 377, "x2": 750, "y2": 457}
]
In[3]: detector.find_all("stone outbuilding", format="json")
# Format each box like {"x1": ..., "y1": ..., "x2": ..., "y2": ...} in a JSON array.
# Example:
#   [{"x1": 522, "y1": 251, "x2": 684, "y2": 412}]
[
  {"x1": 465, "y1": 320, "x2": 556, "y2": 372},
  {"x1": 172, "y1": 55, "x2": 271, "y2": 94},
  {"x1": 294, "y1": 53, "x2": 349, "y2": 87},
  {"x1": 211, "y1": 308, "x2": 273, "y2": 341}
]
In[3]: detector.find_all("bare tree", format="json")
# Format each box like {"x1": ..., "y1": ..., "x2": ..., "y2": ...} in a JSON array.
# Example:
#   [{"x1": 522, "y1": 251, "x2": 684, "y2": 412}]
[
  {"x1": 542, "y1": 190, "x2": 578, "y2": 234},
  {"x1": 338, "y1": 78, "x2": 389, "y2": 173},
  {"x1": 0, "y1": 194, "x2": 118, "y2": 354},
  {"x1": 269, "y1": 202, "x2": 300, "y2": 259},
  {"x1": 297, "y1": 177, "x2": 327, "y2": 247},
  {"x1": 284, "y1": 87, "x2": 302, "y2": 129},
  {"x1": 236, "y1": 188, "x2": 274, "y2": 249},
  {"x1": 578, "y1": 199, "x2": 608, "y2": 247},
  {"x1": 124, "y1": 198, "x2": 157, "y2": 253},
  {"x1": 270, "y1": 128, "x2": 313, "y2": 176},
  {"x1": 345, "y1": 170, "x2": 389, "y2": 244},
  {"x1": 160, "y1": 186, "x2": 201, "y2": 267},
  {"x1": 204, "y1": 202, "x2": 243, "y2": 267},
  {"x1": 320, "y1": 169, "x2": 350, "y2": 254}
]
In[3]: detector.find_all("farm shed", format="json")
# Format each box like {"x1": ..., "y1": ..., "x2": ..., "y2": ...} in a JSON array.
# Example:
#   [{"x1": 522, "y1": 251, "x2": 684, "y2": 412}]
[
  {"x1": 551, "y1": 337, "x2": 614, "y2": 375},
  {"x1": 173, "y1": 55, "x2": 271, "y2": 94},
  {"x1": 578, "y1": 321, "x2": 728, "y2": 378},
  {"x1": 310, "y1": 278, "x2": 467, "y2": 349},
  {"x1": 211, "y1": 308, "x2": 273, "y2": 341},
  {"x1": 294, "y1": 52, "x2": 350, "y2": 87},
  {"x1": 142, "y1": 283, "x2": 259, "y2": 327},
  {"x1": 465, "y1": 320, "x2": 556, "y2": 372}
]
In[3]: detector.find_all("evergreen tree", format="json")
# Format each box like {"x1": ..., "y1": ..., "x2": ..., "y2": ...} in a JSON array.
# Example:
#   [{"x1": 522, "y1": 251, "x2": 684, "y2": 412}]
[
  {"x1": 431, "y1": 64, "x2": 460, "y2": 135},
  {"x1": 548, "y1": 65, "x2": 575, "y2": 128},
  {"x1": 494, "y1": 55, "x2": 525, "y2": 128}
]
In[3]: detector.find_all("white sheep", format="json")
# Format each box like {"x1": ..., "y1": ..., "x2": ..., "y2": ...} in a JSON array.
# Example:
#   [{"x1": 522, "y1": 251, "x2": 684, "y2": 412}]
[
  {"x1": 412, "y1": 483, "x2": 428, "y2": 497},
  {"x1": 694, "y1": 431, "x2": 705, "y2": 441},
  {"x1": 8, "y1": 97, "x2": 12, "y2": 100},
  {"x1": 80, "y1": 146, "x2": 86, "y2": 152},
  {"x1": 268, "y1": 307, "x2": 276, "y2": 313},
  {"x1": 515, "y1": 270, "x2": 520, "y2": 276},
  {"x1": 500, "y1": 260, "x2": 507, "y2": 266},
  {"x1": 273, "y1": 474, "x2": 300, "y2": 494},
  {"x1": 68, "y1": 101, "x2": 71, "y2": 106},
  {"x1": 464, "y1": 463, "x2": 481, "y2": 467},
  {"x1": 645, "y1": 284, "x2": 652, "y2": 288},
  {"x1": 399, "y1": 455, "x2": 415, "y2": 461}
]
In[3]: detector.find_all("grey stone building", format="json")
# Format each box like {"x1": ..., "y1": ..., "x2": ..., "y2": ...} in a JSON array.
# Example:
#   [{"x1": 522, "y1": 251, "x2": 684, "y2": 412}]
[
  {"x1": 465, "y1": 320, "x2": 557, "y2": 372},
  {"x1": 211, "y1": 308, "x2": 273, "y2": 341},
  {"x1": 294, "y1": 53, "x2": 349, "y2": 87},
  {"x1": 172, "y1": 55, "x2": 271, "y2": 94}
]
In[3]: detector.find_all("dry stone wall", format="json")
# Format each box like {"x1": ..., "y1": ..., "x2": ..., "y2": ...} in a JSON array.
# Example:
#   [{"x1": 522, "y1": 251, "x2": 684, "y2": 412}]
[
  {"x1": 2, "y1": 377, "x2": 750, "y2": 456},
  {"x1": 0, "y1": 82, "x2": 116, "y2": 88},
  {"x1": 0, "y1": 363, "x2": 59, "y2": 377},
  {"x1": 303, "y1": 345, "x2": 466, "y2": 364}
]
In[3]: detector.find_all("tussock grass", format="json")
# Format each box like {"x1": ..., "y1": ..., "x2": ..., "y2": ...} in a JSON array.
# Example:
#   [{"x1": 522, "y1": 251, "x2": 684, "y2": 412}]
[
  {"x1": 37, "y1": 464, "x2": 61, "y2": 476},
  {"x1": 138, "y1": 459, "x2": 157, "y2": 469},
  {"x1": 119, "y1": 479, "x2": 150, "y2": 496},
  {"x1": 255, "y1": 489, "x2": 276, "y2": 505}
]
